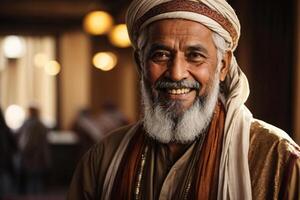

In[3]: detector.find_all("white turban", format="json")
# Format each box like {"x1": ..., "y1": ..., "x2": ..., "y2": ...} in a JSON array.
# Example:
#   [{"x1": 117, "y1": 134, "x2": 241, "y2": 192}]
[
  {"x1": 126, "y1": 1, "x2": 253, "y2": 200},
  {"x1": 127, "y1": 0, "x2": 240, "y2": 51}
]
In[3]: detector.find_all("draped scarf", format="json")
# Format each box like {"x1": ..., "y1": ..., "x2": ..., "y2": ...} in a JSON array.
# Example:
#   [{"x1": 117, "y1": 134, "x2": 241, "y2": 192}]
[{"x1": 110, "y1": 101, "x2": 225, "y2": 199}]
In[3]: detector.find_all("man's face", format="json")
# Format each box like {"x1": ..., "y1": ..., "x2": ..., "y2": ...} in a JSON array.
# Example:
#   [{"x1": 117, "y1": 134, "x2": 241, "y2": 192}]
[{"x1": 140, "y1": 19, "x2": 221, "y2": 115}]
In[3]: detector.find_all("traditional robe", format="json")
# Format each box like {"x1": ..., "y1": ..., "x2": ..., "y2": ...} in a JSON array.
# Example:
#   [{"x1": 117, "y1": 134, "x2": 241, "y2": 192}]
[{"x1": 67, "y1": 117, "x2": 300, "y2": 199}]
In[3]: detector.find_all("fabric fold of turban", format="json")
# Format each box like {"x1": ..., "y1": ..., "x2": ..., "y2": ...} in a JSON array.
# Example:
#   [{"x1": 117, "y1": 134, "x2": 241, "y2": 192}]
[{"x1": 126, "y1": 0, "x2": 241, "y2": 51}]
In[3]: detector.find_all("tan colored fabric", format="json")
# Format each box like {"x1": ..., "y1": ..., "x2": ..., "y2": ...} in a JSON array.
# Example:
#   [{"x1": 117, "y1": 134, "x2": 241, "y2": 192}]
[
  {"x1": 110, "y1": 126, "x2": 145, "y2": 199},
  {"x1": 101, "y1": 123, "x2": 140, "y2": 200},
  {"x1": 248, "y1": 121, "x2": 300, "y2": 200},
  {"x1": 148, "y1": 138, "x2": 195, "y2": 199},
  {"x1": 67, "y1": 120, "x2": 300, "y2": 200}
]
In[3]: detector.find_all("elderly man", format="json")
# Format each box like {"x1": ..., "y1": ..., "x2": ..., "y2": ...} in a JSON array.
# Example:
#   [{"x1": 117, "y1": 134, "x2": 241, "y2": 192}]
[{"x1": 67, "y1": 0, "x2": 300, "y2": 199}]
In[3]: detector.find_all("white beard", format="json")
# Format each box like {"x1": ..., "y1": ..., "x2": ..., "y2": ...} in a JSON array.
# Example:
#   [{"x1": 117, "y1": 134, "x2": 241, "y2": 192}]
[{"x1": 141, "y1": 72, "x2": 220, "y2": 144}]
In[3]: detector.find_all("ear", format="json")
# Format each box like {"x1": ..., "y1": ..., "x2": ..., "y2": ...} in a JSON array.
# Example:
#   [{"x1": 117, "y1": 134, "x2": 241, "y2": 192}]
[
  {"x1": 134, "y1": 51, "x2": 143, "y2": 77},
  {"x1": 219, "y1": 51, "x2": 232, "y2": 81}
]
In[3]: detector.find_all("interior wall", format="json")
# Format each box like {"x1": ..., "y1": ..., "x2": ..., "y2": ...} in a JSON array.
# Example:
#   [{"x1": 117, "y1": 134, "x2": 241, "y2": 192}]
[
  {"x1": 294, "y1": 0, "x2": 300, "y2": 144},
  {"x1": 229, "y1": 0, "x2": 295, "y2": 134},
  {"x1": 28, "y1": 37, "x2": 57, "y2": 127},
  {"x1": 0, "y1": 36, "x2": 57, "y2": 127},
  {"x1": 59, "y1": 31, "x2": 91, "y2": 129},
  {"x1": 91, "y1": 37, "x2": 139, "y2": 123},
  {"x1": 118, "y1": 53, "x2": 139, "y2": 122}
]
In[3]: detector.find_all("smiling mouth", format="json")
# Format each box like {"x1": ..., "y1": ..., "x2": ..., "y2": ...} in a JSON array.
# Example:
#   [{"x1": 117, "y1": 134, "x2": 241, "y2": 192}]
[
  {"x1": 154, "y1": 79, "x2": 200, "y2": 97},
  {"x1": 166, "y1": 88, "x2": 191, "y2": 95}
]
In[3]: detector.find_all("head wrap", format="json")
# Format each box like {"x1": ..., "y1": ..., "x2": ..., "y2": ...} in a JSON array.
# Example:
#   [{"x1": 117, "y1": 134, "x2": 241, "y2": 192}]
[
  {"x1": 127, "y1": 0, "x2": 240, "y2": 51},
  {"x1": 126, "y1": 1, "x2": 253, "y2": 200}
]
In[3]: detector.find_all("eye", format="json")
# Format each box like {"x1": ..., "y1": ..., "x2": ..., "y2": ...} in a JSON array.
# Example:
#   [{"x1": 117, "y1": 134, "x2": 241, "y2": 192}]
[
  {"x1": 186, "y1": 51, "x2": 205, "y2": 62},
  {"x1": 150, "y1": 50, "x2": 171, "y2": 62}
]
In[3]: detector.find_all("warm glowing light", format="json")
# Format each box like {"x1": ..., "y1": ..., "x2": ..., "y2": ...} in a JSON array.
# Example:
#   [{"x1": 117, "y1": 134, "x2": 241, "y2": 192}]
[
  {"x1": 44, "y1": 60, "x2": 61, "y2": 76},
  {"x1": 109, "y1": 24, "x2": 131, "y2": 48},
  {"x1": 2, "y1": 36, "x2": 25, "y2": 58},
  {"x1": 5, "y1": 105, "x2": 26, "y2": 131},
  {"x1": 83, "y1": 11, "x2": 113, "y2": 35},
  {"x1": 93, "y1": 52, "x2": 117, "y2": 71},
  {"x1": 34, "y1": 53, "x2": 49, "y2": 68}
]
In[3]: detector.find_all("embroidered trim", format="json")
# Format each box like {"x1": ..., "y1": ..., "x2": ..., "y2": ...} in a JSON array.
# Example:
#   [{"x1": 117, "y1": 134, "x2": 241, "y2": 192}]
[
  {"x1": 134, "y1": 0, "x2": 237, "y2": 44},
  {"x1": 134, "y1": 146, "x2": 148, "y2": 200}
]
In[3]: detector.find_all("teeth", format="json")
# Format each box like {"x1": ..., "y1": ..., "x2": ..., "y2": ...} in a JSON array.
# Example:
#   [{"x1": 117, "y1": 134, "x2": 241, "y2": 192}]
[{"x1": 167, "y1": 88, "x2": 191, "y2": 95}]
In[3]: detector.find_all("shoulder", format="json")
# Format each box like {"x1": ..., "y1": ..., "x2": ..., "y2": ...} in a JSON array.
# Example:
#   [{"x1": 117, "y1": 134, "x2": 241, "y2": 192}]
[
  {"x1": 94, "y1": 123, "x2": 138, "y2": 152},
  {"x1": 249, "y1": 119, "x2": 300, "y2": 199},
  {"x1": 249, "y1": 119, "x2": 300, "y2": 157},
  {"x1": 84, "y1": 122, "x2": 139, "y2": 164},
  {"x1": 67, "y1": 122, "x2": 141, "y2": 199}
]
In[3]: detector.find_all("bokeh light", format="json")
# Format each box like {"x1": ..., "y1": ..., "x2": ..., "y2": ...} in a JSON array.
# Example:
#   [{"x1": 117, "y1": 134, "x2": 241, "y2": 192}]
[
  {"x1": 2, "y1": 36, "x2": 25, "y2": 59},
  {"x1": 44, "y1": 60, "x2": 61, "y2": 76},
  {"x1": 109, "y1": 24, "x2": 131, "y2": 48},
  {"x1": 5, "y1": 104, "x2": 26, "y2": 131},
  {"x1": 93, "y1": 52, "x2": 117, "y2": 71},
  {"x1": 83, "y1": 11, "x2": 113, "y2": 35}
]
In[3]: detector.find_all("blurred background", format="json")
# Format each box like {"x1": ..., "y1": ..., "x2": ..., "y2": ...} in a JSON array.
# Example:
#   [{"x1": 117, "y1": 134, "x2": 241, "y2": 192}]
[{"x1": 0, "y1": 0, "x2": 299, "y2": 199}]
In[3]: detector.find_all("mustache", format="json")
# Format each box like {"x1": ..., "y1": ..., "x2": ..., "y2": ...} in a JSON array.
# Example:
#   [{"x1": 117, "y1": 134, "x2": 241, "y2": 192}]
[{"x1": 154, "y1": 78, "x2": 201, "y2": 91}]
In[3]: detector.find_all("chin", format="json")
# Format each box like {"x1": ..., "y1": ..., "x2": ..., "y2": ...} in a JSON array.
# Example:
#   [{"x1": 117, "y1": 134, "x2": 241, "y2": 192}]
[
  {"x1": 155, "y1": 91, "x2": 196, "y2": 111},
  {"x1": 141, "y1": 71, "x2": 220, "y2": 144}
]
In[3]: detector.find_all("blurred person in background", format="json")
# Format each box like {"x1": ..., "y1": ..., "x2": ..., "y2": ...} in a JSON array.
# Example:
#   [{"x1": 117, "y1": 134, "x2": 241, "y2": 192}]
[
  {"x1": 18, "y1": 105, "x2": 51, "y2": 194},
  {"x1": 0, "y1": 106, "x2": 18, "y2": 199},
  {"x1": 72, "y1": 103, "x2": 129, "y2": 156},
  {"x1": 94, "y1": 101, "x2": 129, "y2": 138},
  {"x1": 72, "y1": 108, "x2": 102, "y2": 156}
]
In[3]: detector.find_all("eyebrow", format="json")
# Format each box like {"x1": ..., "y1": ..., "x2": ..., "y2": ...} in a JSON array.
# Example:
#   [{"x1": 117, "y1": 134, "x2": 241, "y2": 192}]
[
  {"x1": 146, "y1": 43, "x2": 209, "y2": 57},
  {"x1": 148, "y1": 43, "x2": 208, "y2": 52},
  {"x1": 148, "y1": 43, "x2": 173, "y2": 53}
]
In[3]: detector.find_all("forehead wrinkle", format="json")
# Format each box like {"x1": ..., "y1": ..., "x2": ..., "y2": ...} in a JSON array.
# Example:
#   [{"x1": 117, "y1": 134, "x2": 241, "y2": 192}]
[
  {"x1": 147, "y1": 23, "x2": 213, "y2": 50},
  {"x1": 186, "y1": 45, "x2": 209, "y2": 55},
  {"x1": 142, "y1": 19, "x2": 218, "y2": 63},
  {"x1": 149, "y1": 43, "x2": 173, "y2": 51}
]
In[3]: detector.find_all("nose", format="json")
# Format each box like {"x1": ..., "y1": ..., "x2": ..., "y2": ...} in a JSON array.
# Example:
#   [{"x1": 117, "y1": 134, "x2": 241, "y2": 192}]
[{"x1": 167, "y1": 54, "x2": 189, "y2": 81}]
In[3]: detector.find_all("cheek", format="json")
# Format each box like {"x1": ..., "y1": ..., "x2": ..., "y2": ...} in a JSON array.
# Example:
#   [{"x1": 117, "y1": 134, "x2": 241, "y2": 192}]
[
  {"x1": 191, "y1": 67, "x2": 213, "y2": 94},
  {"x1": 146, "y1": 62, "x2": 167, "y2": 85}
]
